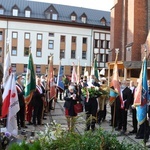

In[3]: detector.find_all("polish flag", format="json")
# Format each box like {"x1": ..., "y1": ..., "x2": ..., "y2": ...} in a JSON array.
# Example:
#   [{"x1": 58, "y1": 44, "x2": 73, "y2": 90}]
[
  {"x1": 2, "y1": 73, "x2": 20, "y2": 135},
  {"x1": 3, "y1": 51, "x2": 11, "y2": 87}
]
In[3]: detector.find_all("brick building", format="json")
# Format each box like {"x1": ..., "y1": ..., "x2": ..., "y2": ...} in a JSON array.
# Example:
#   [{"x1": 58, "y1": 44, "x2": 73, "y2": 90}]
[{"x1": 110, "y1": 0, "x2": 149, "y2": 78}]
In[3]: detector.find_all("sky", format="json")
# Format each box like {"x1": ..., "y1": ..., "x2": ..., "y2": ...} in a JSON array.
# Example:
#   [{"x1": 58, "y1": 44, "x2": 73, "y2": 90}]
[{"x1": 31, "y1": 0, "x2": 114, "y2": 11}]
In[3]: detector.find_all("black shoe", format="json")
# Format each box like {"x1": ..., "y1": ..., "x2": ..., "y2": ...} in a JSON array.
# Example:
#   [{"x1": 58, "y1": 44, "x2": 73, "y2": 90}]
[
  {"x1": 43, "y1": 118, "x2": 47, "y2": 120},
  {"x1": 50, "y1": 107, "x2": 55, "y2": 110},
  {"x1": 115, "y1": 127, "x2": 121, "y2": 131},
  {"x1": 84, "y1": 128, "x2": 90, "y2": 131},
  {"x1": 18, "y1": 126, "x2": 21, "y2": 130},
  {"x1": 33, "y1": 124, "x2": 37, "y2": 127},
  {"x1": 120, "y1": 130, "x2": 126, "y2": 135},
  {"x1": 27, "y1": 122, "x2": 33, "y2": 125},
  {"x1": 129, "y1": 130, "x2": 137, "y2": 134},
  {"x1": 135, "y1": 136, "x2": 144, "y2": 139},
  {"x1": 22, "y1": 125, "x2": 28, "y2": 128}
]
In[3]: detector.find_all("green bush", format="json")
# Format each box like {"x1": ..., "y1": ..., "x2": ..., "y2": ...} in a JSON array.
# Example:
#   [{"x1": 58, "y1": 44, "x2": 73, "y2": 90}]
[{"x1": 9, "y1": 128, "x2": 146, "y2": 150}]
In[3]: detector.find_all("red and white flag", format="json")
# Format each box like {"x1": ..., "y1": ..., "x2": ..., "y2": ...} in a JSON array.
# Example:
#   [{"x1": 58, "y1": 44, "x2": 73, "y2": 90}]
[
  {"x1": 71, "y1": 63, "x2": 77, "y2": 83},
  {"x1": 3, "y1": 51, "x2": 11, "y2": 87},
  {"x1": 2, "y1": 73, "x2": 20, "y2": 135},
  {"x1": 47, "y1": 55, "x2": 56, "y2": 100}
]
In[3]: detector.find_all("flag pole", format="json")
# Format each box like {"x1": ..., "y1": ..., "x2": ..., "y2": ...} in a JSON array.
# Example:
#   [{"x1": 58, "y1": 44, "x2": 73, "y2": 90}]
[
  {"x1": 144, "y1": 46, "x2": 148, "y2": 146},
  {"x1": 112, "y1": 48, "x2": 119, "y2": 132}
]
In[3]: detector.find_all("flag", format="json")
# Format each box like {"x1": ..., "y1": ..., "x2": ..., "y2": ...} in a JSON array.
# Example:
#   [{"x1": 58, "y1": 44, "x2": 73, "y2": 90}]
[
  {"x1": 1, "y1": 73, "x2": 12, "y2": 118},
  {"x1": 77, "y1": 58, "x2": 80, "y2": 84},
  {"x1": 57, "y1": 62, "x2": 64, "y2": 91},
  {"x1": 94, "y1": 58, "x2": 99, "y2": 80},
  {"x1": 134, "y1": 58, "x2": 148, "y2": 125},
  {"x1": 24, "y1": 53, "x2": 36, "y2": 104},
  {"x1": 3, "y1": 50, "x2": 11, "y2": 87},
  {"x1": 47, "y1": 55, "x2": 56, "y2": 100},
  {"x1": 109, "y1": 57, "x2": 123, "y2": 107},
  {"x1": 71, "y1": 62, "x2": 77, "y2": 83},
  {"x1": 7, "y1": 73, "x2": 20, "y2": 135}
]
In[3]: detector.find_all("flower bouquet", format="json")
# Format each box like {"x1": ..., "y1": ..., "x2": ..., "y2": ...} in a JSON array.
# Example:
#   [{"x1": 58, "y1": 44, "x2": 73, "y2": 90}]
[{"x1": 81, "y1": 86, "x2": 108, "y2": 98}]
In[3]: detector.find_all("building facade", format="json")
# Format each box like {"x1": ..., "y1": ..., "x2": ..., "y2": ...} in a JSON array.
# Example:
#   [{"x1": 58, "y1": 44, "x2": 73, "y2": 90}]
[
  {"x1": 0, "y1": 0, "x2": 110, "y2": 76},
  {"x1": 110, "y1": 0, "x2": 148, "y2": 78}
]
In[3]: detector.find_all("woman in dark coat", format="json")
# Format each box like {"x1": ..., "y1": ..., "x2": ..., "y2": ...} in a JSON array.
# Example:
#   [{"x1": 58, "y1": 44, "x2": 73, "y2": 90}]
[{"x1": 64, "y1": 84, "x2": 78, "y2": 131}]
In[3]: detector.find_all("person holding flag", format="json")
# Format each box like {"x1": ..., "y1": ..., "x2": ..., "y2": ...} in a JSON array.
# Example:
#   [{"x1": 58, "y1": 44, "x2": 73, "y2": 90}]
[
  {"x1": 56, "y1": 61, "x2": 64, "y2": 100},
  {"x1": 134, "y1": 57, "x2": 149, "y2": 142},
  {"x1": 25, "y1": 52, "x2": 36, "y2": 125},
  {"x1": 16, "y1": 74, "x2": 27, "y2": 129}
]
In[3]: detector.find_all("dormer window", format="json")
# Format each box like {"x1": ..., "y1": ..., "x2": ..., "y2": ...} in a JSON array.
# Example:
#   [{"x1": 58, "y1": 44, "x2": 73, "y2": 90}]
[
  {"x1": 44, "y1": 5, "x2": 58, "y2": 20},
  {"x1": 12, "y1": 5, "x2": 19, "y2": 16},
  {"x1": 25, "y1": 10, "x2": 31, "y2": 17},
  {"x1": 25, "y1": 6, "x2": 31, "y2": 18},
  {"x1": 52, "y1": 14, "x2": 58, "y2": 20},
  {"x1": 100, "y1": 17, "x2": 106, "y2": 26},
  {"x1": 13, "y1": 9, "x2": 18, "y2": 16},
  {"x1": 0, "y1": 5, "x2": 4, "y2": 15},
  {"x1": 81, "y1": 13, "x2": 87, "y2": 23},
  {"x1": 71, "y1": 11, "x2": 77, "y2": 22},
  {"x1": 81, "y1": 17, "x2": 86, "y2": 23}
]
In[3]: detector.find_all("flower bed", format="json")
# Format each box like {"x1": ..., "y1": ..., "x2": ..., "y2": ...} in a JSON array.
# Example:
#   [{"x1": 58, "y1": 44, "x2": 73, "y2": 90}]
[{"x1": 8, "y1": 122, "x2": 145, "y2": 150}]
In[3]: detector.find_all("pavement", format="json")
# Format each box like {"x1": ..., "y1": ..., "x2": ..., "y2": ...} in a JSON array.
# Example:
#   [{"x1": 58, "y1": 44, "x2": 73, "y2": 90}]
[{"x1": 3, "y1": 98, "x2": 150, "y2": 149}]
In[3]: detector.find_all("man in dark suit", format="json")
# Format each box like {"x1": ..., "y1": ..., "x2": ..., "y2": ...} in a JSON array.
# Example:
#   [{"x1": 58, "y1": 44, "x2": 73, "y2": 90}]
[
  {"x1": 16, "y1": 74, "x2": 27, "y2": 129},
  {"x1": 118, "y1": 80, "x2": 132, "y2": 134}
]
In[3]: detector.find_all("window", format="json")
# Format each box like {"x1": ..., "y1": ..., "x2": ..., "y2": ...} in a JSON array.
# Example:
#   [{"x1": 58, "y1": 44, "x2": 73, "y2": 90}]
[
  {"x1": 83, "y1": 37, "x2": 87, "y2": 44},
  {"x1": 37, "y1": 34, "x2": 42, "y2": 40},
  {"x1": 12, "y1": 9, "x2": 18, "y2": 16},
  {"x1": 11, "y1": 64, "x2": 16, "y2": 72},
  {"x1": 60, "y1": 50, "x2": 65, "y2": 59},
  {"x1": 24, "y1": 47, "x2": 29, "y2": 56},
  {"x1": 11, "y1": 47, "x2": 17, "y2": 56},
  {"x1": 100, "y1": 54, "x2": 104, "y2": 62},
  {"x1": 106, "y1": 41, "x2": 110, "y2": 49},
  {"x1": 71, "y1": 15, "x2": 76, "y2": 21},
  {"x1": 24, "y1": 64, "x2": 27, "y2": 73},
  {"x1": 100, "y1": 40, "x2": 105, "y2": 48},
  {"x1": 0, "y1": 8, "x2": 4, "y2": 15},
  {"x1": 25, "y1": 10, "x2": 31, "y2": 17},
  {"x1": 49, "y1": 33, "x2": 54, "y2": 37},
  {"x1": 0, "y1": 47, "x2": 2, "y2": 57},
  {"x1": 106, "y1": 54, "x2": 109, "y2": 62},
  {"x1": 25, "y1": 33, "x2": 30, "y2": 40},
  {"x1": 71, "y1": 50, "x2": 76, "y2": 59},
  {"x1": 61, "y1": 36, "x2": 65, "y2": 42},
  {"x1": 72, "y1": 36, "x2": 76, "y2": 43},
  {"x1": 0, "y1": 31, "x2": 2, "y2": 41},
  {"x1": 94, "y1": 39, "x2": 99, "y2": 48},
  {"x1": 81, "y1": 17, "x2": 86, "y2": 23},
  {"x1": 52, "y1": 14, "x2": 58, "y2": 20},
  {"x1": 12, "y1": 32, "x2": 17, "y2": 38},
  {"x1": 36, "y1": 48, "x2": 42, "y2": 57},
  {"x1": 48, "y1": 40, "x2": 54, "y2": 49},
  {"x1": 82, "y1": 51, "x2": 86, "y2": 59},
  {"x1": 36, "y1": 65, "x2": 41, "y2": 74}
]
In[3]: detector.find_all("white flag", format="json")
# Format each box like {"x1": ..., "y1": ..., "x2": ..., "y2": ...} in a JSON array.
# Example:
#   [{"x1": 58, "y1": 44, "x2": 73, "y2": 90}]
[
  {"x1": 3, "y1": 51, "x2": 11, "y2": 87},
  {"x1": 6, "y1": 73, "x2": 20, "y2": 136},
  {"x1": 71, "y1": 63, "x2": 77, "y2": 83}
]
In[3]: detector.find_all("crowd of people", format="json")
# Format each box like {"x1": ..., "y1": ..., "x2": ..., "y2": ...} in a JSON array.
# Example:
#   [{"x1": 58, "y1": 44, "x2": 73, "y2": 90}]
[{"x1": 1, "y1": 72, "x2": 150, "y2": 142}]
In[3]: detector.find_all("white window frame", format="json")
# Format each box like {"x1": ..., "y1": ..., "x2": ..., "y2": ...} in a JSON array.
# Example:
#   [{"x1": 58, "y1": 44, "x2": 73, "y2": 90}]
[
  {"x1": 25, "y1": 10, "x2": 31, "y2": 17},
  {"x1": 52, "y1": 14, "x2": 58, "y2": 20},
  {"x1": 0, "y1": 8, "x2": 4, "y2": 15},
  {"x1": 48, "y1": 40, "x2": 54, "y2": 49},
  {"x1": 12, "y1": 32, "x2": 17, "y2": 39},
  {"x1": 12, "y1": 9, "x2": 18, "y2": 16},
  {"x1": 25, "y1": 33, "x2": 30, "y2": 40},
  {"x1": 37, "y1": 34, "x2": 42, "y2": 40},
  {"x1": 71, "y1": 15, "x2": 76, "y2": 21}
]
